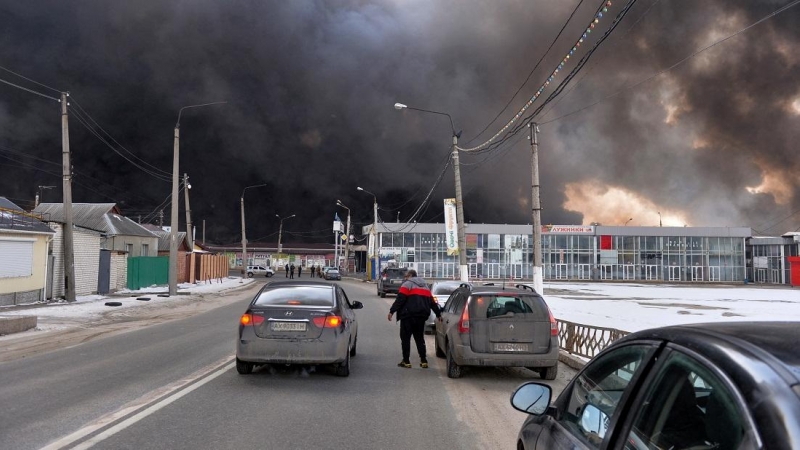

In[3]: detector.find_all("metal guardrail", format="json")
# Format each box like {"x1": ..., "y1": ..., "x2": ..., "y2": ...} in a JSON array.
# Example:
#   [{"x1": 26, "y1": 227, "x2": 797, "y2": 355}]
[{"x1": 558, "y1": 320, "x2": 630, "y2": 360}]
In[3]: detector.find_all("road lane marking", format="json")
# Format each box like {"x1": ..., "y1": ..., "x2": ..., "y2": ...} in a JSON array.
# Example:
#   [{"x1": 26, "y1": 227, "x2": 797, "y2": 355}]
[{"x1": 40, "y1": 356, "x2": 234, "y2": 450}]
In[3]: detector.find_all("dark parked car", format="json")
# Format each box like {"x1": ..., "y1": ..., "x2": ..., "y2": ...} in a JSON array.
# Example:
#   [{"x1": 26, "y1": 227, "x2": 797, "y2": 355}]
[
  {"x1": 510, "y1": 322, "x2": 800, "y2": 449},
  {"x1": 434, "y1": 283, "x2": 558, "y2": 379},
  {"x1": 324, "y1": 269, "x2": 341, "y2": 280},
  {"x1": 377, "y1": 267, "x2": 408, "y2": 298},
  {"x1": 236, "y1": 281, "x2": 362, "y2": 376}
]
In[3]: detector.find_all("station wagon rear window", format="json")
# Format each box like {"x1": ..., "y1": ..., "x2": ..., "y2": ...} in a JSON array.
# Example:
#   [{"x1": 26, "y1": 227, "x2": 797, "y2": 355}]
[
  {"x1": 473, "y1": 295, "x2": 547, "y2": 319},
  {"x1": 254, "y1": 286, "x2": 334, "y2": 307}
]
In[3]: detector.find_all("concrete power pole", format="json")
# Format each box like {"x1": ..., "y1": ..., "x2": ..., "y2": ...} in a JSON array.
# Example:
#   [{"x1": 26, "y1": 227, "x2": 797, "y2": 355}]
[
  {"x1": 529, "y1": 122, "x2": 543, "y2": 295},
  {"x1": 183, "y1": 173, "x2": 193, "y2": 251},
  {"x1": 452, "y1": 134, "x2": 468, "y2": 282},
  {"x1": 344, "y1": 210, "x2": 351, "y2": 272},
  {"x1": 61, "y1": 92, "x2": 76, "y2": 302},
  {"x1": 168, "y1": 125, "x2": 180, "y2": 296}
]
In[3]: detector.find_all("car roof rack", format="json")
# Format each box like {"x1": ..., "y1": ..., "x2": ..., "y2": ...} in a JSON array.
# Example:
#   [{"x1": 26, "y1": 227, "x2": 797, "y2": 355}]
[{"x1": 515, "y1": 284, "x2": 538, "y2": 294}]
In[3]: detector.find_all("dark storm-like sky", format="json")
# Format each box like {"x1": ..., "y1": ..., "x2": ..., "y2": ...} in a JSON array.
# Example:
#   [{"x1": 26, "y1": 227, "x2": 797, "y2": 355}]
[{"x1": 1, "y1": 0, "x2": 799, "y2": 243}]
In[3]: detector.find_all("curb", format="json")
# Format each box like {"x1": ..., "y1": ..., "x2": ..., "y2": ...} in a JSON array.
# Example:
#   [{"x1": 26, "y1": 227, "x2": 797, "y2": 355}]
[
  {"x1": 558, "y1": 350, "x2": 587, "y2": 371},
  {"x1": 0, "y1": 315, "x2": 37, "y2": 336}
]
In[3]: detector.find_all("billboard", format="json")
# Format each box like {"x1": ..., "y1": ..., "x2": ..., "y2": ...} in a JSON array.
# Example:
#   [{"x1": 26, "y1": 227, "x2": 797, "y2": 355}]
[{"x1": 443, "y1": 198, "x2": 459, "y2": 256}]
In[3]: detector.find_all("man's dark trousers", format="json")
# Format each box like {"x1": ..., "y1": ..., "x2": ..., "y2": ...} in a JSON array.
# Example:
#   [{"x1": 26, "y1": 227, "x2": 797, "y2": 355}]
[{"x1": 399, "y1": 317, "x2": 427, "y2": 362}]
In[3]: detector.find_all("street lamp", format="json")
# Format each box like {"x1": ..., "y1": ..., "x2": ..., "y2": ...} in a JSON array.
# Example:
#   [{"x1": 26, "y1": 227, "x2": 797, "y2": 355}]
[
  {"x1": 169, "y1": 101, "x2": 226, "y2": 296},
  {"x1": 625, "y1": 218, "x2": 633, "y2": 226},
  {"x1": 394, "y1": 102, "x2": 468, "y2": 281},
  {"x1": 336, "y1": 200, "x2": 351, "y2": 272},
  {"x1": 357, "y1": 186, "x2": 378, "y2": 281},
  {"x1": 240, "y1": 184, "x2": 267, "y2": 280},
  {"x1": 276, "y1": 213, "x2": 295, "y2": 255}
]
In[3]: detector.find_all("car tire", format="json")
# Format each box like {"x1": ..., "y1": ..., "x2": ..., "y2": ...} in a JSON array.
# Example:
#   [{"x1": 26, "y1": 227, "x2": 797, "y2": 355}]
[
  {"x1": 446, "y1": 342, "x2": 462, "y2": 379},
  {"x1": 336, "y1": 346, "x2": 351, "y2": 377},
  {"x1": 236, "y1": 358, "x2": 254, "y2": 375},
  {"x1": 247, "y1": 272, "x2": 254, "y2": 278},
  {"x1": 537, "y1": 365, "x2": 558, "y2": 380},
  {"x1": 350, "y1": 337, "x2": 358, "y2": 357},
  {"x1": 435, "y1": 338, "x2": 446, "y2": 358},
  {"x1": 266, "y1": 272, "x2": 273, "y2": 278},
  {"x1": 380, "y1": 291, "x2": 386, "y2": 298}
]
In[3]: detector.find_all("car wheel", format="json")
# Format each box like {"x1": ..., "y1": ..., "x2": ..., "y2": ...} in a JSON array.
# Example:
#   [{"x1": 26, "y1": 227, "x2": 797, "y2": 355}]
[
  {"x1": 247, "y1": 272, "x2": 254, "y2": 278},
  {"x1": 350, "y1": 337, "x2": 358, "y2": 357},
  {"x1": 236, "y1": 358, "x2": 254, "y2": 375},
  {"x1": 446, "y1": 342, "x2": 462, "y2": 379},
  {"x1": 435, "y1": 338, "x2": 446, "y2": 358},
  {"x1": 336, "y1": 346, "x2": 351, "y2": 377},
  {"x1": 380, "y1": 291, "x2": 386, "y2": 298},
  {"x1": 537, "y1": 365, "x2": 558, "y2": 380},
  {"x1": 266, "y1": 272, "x2": 273, "y2": 278}
]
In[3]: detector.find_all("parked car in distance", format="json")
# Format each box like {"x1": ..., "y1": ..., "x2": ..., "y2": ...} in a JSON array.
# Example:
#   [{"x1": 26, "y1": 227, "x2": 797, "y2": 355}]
[
  {"x1": 510, "y1": 321, "x2": 800, "y2": 450},
  {"x1": 236, "y1": 280, "x2": 362, "y2": 376},
  {"x1": 324, "y1": 269, "x2": 341, "y2": 280},
  {"x1": 425, "y1": 281, "x2": 472, "y2": 333},
  {"x1": 246, "y1": 265, "x2": 274, "y2": 278},
  {"x1": 434, "y1": 283, "x2": 558, "y2": 379},
  {"x1": 377, "y1": 267, "x2": 408, "y2": 298}
]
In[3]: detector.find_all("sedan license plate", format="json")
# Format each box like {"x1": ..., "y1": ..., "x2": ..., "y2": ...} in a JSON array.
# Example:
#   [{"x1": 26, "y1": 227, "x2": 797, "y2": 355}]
[
  {"x1": 271, "y1": 322, "x2": 307, "y2": 332},
  {"x1": 494, "y1": 343, "x2": 529, "y2": 352}
]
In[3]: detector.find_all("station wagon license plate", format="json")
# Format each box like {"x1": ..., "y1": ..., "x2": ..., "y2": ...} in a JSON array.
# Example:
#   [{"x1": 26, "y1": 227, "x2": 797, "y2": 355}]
[
  {"x1": 494, "y1": 343, "x2": 529, "y2": 352},
  {"x1": 271, "y1": 322, "x2": 307, "y2": 332}
]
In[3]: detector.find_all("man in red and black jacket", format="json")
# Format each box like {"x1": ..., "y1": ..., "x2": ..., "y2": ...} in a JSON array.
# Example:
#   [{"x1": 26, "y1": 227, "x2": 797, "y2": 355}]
[{"x1": 387, "y1": 269, "x2": 441, "y2": 368}]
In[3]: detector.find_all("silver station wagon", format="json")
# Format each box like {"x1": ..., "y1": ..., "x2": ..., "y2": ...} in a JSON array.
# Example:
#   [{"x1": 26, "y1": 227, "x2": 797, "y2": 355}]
[
  {"x1": 434, "y1": 283, "x2": 559, "y2": 379},
  {"x1": 236, "y1": 281, "x2": 363, "y2": 376}
]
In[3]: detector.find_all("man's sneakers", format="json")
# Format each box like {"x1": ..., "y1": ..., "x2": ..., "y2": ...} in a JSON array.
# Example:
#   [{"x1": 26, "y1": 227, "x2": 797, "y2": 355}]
[
  {"x1": 420, "y1": 361, "x2": 429, "y2": 369},
  {"x1": 397, "y1": 361, "x2": 412, "y2": 368}
]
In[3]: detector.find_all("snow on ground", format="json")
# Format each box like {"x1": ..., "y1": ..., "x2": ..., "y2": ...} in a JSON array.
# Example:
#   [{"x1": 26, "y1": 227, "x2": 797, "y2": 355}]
[
  {"x1": 542, "y1": 282, "x2": 800, "y2": 333},
  {"x1": 0, "y1": 277, "x2": 253, "y2": 332},
  {"x1": 3, "y1": 278, "x2": 799, "y2": 335}
]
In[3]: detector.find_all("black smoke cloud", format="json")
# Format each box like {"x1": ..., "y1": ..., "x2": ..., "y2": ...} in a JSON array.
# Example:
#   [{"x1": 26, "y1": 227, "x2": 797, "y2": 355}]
[{"x1": 1, "y1": 0, "x2": 798, "y2": 243}]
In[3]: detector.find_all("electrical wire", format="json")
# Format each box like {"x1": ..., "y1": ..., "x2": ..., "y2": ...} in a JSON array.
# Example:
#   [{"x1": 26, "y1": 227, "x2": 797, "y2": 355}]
[
  {"x1": 463, "y1": 0, "x2": 588, "y2": 146},
  {"x1": 0, "y1": 64, "x2": 62, "y2": 93},
  {"x1": 0, "y1": 76, "x2": 60, "y2": 102},
  {"x1": 70, "y1": 96, "x2": 172, "y2": 178},
  {"x1": 541, "y1": 0, "x2": 800, "y2": 125}
]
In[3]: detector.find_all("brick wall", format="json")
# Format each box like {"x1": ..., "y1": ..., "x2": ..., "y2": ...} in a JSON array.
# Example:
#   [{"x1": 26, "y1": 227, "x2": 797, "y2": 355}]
[
  {"x1": 47, "y1": 223, "x2": 102, "y2": 298},
  {"x1": 110, "y1": 253, "x2": 128, "y2": 292}
]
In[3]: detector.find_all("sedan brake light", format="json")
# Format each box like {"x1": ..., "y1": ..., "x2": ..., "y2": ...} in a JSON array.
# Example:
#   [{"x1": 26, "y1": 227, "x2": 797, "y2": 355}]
[
  {"x1": 458, "y1": 301, "x2": 470, "y2": 333},
  {"x1": 240, "y1": 313, "x2": 264, "y2": 326},
  {"x1": 313, "y1": 315, "x2": 343, "y2": 328}
]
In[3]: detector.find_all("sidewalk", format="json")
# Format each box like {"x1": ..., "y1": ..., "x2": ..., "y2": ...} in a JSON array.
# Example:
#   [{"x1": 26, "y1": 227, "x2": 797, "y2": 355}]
[{"x1": 0, "y1": 277, "x2": 256, "y2": 336}]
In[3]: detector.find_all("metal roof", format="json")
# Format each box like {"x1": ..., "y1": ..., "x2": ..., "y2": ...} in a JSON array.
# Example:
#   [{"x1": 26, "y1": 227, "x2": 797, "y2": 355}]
[
  {"x1": 33, "y1": 203, "x2": 156, "y2": 238},
  {"x1": 0, "y1": 197, "x2": 54, "y2": 234}
]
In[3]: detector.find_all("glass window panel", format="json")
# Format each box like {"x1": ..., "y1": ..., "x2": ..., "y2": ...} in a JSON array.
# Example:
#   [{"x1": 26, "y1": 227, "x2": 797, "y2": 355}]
[{"x1": 488, "y1": 234, "x2": 501, "y2": 249}]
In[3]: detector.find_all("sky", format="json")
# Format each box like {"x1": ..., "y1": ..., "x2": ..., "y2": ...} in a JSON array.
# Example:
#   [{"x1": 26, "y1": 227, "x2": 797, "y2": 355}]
[
  {"x1": 1, "y1": 0, "x2": 799, "y2": 244},
  {"x1": 3, "y1": 278, "x2": 798, "y2": 339}
]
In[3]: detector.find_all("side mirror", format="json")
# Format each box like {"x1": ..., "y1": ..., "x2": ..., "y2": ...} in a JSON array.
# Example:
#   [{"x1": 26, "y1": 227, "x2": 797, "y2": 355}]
[
  {"x1": 352, "y1": 301, "x2": 364, "y2": 310},
  {"x1": 510, "y1": 382, "x2": 551, "y2": 415},
  {"x1": 579, "y1": 403, "x2": 609, "y2": 440}
]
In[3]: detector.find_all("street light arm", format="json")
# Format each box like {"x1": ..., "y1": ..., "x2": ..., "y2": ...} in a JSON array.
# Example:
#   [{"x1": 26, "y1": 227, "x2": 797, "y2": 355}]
[
  {"x1": 176, "y1": 101, "x2": 227, "y2": 127},
  {"x1": 394, "y1": 103, "x2": 456, "y2": 137},
  {"x1": 242, "y1": 183, "x2": 267, "y2": 198}
]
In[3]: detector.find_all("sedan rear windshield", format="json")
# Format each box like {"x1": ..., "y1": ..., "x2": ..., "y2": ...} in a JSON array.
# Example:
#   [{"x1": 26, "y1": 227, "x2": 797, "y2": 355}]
[
  {"x1": 254, "y1": 286, "x2": 334, "y2": 307},
  {"x1": 432, "y1": 285, "x2": 460, "y2": 296},
  {"x1": 385, "y1": 269, "x2": 407, "y2": 277},
  {"x1": 472, "y1": 295, "x2": 548, "y2": 319}
]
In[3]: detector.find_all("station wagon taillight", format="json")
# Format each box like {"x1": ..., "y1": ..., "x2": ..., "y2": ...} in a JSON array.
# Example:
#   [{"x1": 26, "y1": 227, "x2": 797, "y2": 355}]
[
  {"x1": 313, "y1": 315, "x2": 343, "y2": 328},
  {"x1": 240, "y1": 313, "x2": 264, "y2": 326},
  {"x1": 548, "y1": 308, "x2": 558, "y2": 336},
  {"x1": 458, "y1": 302, "x2": 470, "y2": 333}
]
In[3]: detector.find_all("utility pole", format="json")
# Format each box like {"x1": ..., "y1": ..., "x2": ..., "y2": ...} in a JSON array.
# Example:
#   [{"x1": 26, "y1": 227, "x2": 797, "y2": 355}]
[
  {"x1": 61, "y1": 92, "x2": 76, "y2": 302},
  {"x1": 344, "y1": 209, "x2": 351, "y2": 272},
  {"x1": 202, "y1": 219, "x2": 206, "y2": 245},
  {"x1": 159, "y1": 209, "x2": 164, "y2": 228},
  {"x1": 529, "y1": 122, "x2": 543, "y2": 295},
  {"x1": 452, "y1": 134, "x2": 468, "y2": 282},
  {"x1": 169, "y1": 124, "x2": 180, "y2": 296},
  {"x1": 183, "y1": 173, "x2": 193, "y2": 251}
]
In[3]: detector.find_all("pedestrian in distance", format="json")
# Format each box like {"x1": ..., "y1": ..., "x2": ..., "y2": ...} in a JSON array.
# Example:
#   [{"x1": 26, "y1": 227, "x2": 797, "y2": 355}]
[
  {"x1": 290, "y1": 263, "x2": 295, "y2": 279},
  {"x1": 387, "y1": 269, "x2": 441, "y2": 369},
  {"x1": 298, "y1": 265, "x2": 303, "y2": 277},
  {"x1": 285, "y1": 264, "x2": 289, "y2": 278},
  {"x1": 310, "y1": 266, "x2": 316, "y2": 277}
]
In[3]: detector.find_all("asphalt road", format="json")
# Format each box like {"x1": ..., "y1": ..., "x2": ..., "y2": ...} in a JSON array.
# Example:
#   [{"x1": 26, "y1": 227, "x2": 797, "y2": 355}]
[{"x1": 0, "y1": 279, "x2": 576, "y2": 449}]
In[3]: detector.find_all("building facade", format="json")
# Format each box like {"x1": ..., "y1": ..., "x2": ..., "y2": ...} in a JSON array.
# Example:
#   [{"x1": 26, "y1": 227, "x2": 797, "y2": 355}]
[{"x1": 363, "y1": 223, "x2": 766, "y2": 283}]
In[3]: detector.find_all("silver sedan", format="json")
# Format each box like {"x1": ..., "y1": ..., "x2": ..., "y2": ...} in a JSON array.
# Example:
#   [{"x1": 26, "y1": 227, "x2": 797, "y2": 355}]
[
  {"x1": 236, "y1": 281, "x2": 363, "y2": 376},
  {"x1": 425, "y1": 281, "x2": 472, "y2": 332}
]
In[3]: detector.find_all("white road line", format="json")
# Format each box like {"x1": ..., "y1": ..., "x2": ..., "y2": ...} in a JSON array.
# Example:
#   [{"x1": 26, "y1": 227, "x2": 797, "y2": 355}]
[{"x1": 40, "y1": 356, "x2": 234, "y2": 450}]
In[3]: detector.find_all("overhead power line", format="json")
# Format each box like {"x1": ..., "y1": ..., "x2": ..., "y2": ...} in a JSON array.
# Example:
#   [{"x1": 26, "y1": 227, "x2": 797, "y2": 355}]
[
  {"x1": 0, "y1": 64, "x2": 61, "y2": 93},
  {"x1": 541, "y1": 0, "x2": 800, "y2": 125}
]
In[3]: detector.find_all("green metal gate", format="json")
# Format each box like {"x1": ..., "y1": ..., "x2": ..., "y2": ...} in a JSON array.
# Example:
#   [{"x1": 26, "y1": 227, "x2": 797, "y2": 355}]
[{"x1": 127, "y1": 256, "x2": 169, "y2": 290}]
